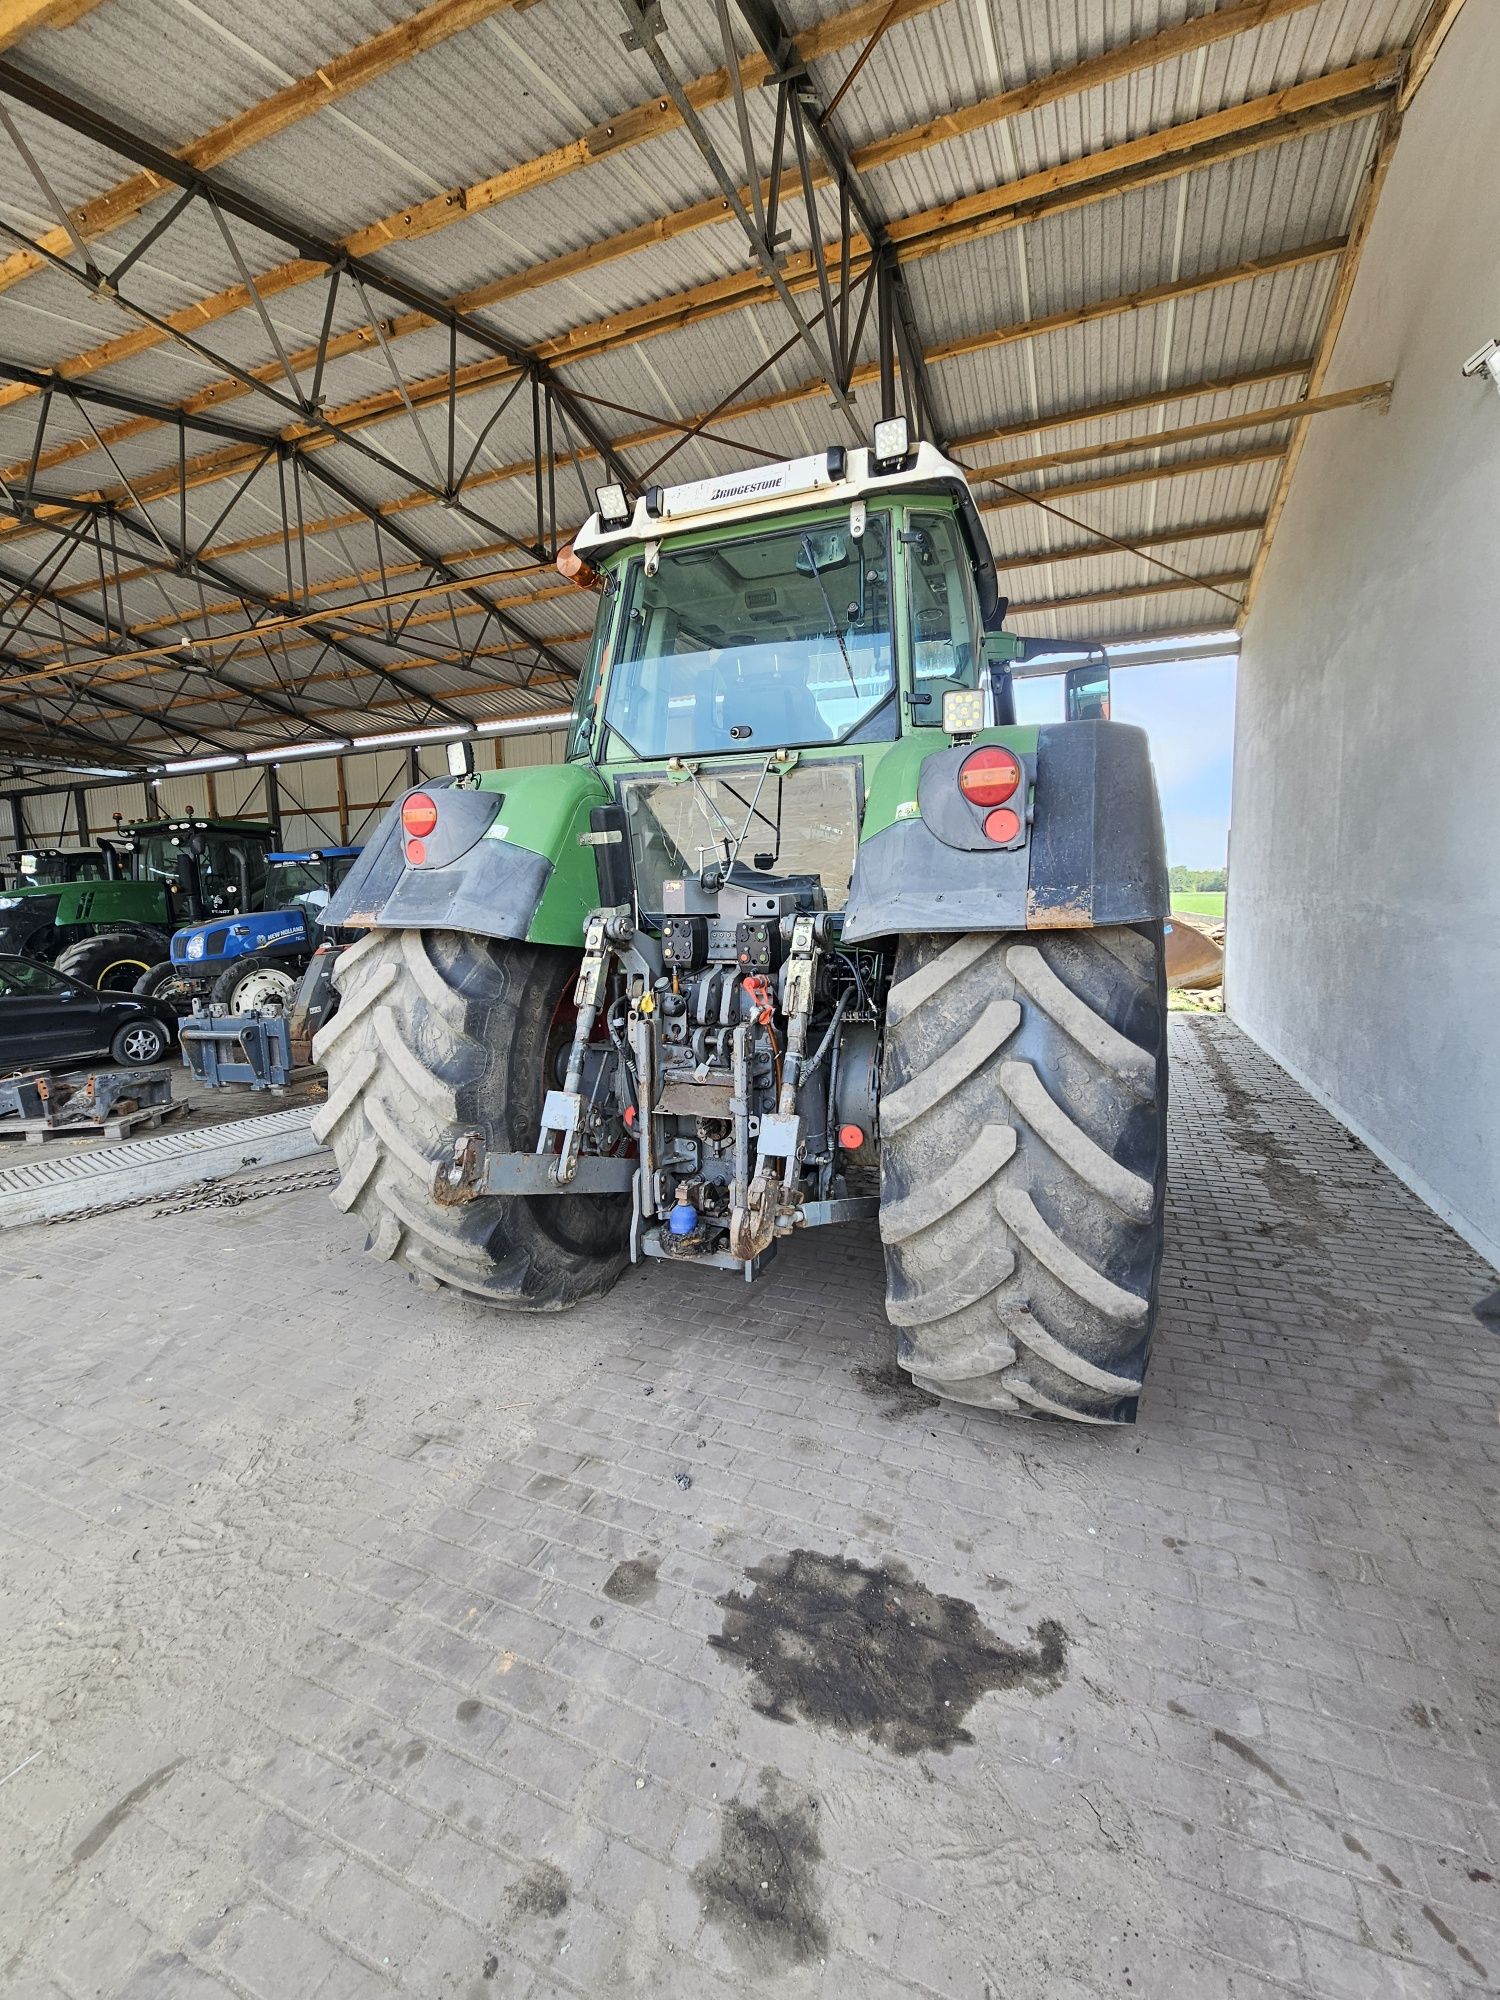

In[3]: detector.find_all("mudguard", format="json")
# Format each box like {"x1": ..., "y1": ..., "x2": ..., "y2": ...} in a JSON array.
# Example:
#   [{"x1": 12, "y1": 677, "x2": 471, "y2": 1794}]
[
  {"x1": 842, "y1": 720, "x2": 1168, "y2": 942},
  {"x1": 320, "y1": 765, "x2": 612, "y2": 948}
]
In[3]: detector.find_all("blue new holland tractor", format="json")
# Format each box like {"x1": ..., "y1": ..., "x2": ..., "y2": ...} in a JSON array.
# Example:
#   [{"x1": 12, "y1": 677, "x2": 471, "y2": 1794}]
[{"x1": 138, "y1": 847, "x2": 361, "y2": 1013}]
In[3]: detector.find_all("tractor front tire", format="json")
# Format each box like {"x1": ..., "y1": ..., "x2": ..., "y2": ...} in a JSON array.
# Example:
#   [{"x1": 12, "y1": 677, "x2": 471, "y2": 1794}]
[
  {"x1": 311, "y1": 926, "x2": 630, "y2": 1308},
  {"x1": 136, "y1": 960, "x2": 207, "y2": 1010},
  {"x1": 211, "y1": 953, "x2": 300, "y2": 1014},
  {"x1": 56, "y1": 930, "x2": 164, "y2": 994},
  {"x1": 878, "y1": 926, "x2": 1167, "y2": 1425}
]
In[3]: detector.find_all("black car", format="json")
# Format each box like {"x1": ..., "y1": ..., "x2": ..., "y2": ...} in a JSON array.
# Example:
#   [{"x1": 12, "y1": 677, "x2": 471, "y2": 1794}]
[{"x1": 0, "y1": 953, "x2": 176, "y2": 1071}]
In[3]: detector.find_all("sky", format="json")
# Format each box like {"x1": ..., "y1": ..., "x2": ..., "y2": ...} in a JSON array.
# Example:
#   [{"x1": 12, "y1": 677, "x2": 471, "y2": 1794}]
[{"x1": 1015, "y1": 653, "x2": 1237, "y2": 869}]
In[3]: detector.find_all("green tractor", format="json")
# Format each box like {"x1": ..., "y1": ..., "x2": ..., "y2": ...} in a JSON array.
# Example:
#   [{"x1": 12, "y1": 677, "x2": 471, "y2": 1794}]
[
  {"x1": 314, "y1": 431, "x2": 1169, "y2": 1424},
  {"x1": 2, "y1": 844, "x2": 125, "y2": 893},
  {"x1": 0, "y1": 816, "x2": 276, "y2": 992}
]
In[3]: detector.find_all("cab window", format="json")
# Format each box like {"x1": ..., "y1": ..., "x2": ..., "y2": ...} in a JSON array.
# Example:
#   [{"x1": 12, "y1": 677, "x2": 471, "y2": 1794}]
[{"x1": 905, "y1": 511, "x2": 979, "y2": 724}]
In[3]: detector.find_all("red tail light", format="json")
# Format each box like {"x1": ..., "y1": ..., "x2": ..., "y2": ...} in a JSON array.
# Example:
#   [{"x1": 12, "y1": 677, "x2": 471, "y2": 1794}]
[
  {"x1": 402, "y1": 791, "x2": 438, "y2": 838},
  {"x1": 958, "y1": 746, "x2": 1021, "y2": 807}
]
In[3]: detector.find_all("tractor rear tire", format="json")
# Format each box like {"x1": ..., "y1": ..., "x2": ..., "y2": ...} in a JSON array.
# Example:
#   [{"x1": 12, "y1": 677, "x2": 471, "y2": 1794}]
[
  {"x1": 56, "y1": 930, "x2": 164, "y2": 994},
  {"x1": 311, "y1": 926, "x2": 630, "y2": 1308},
  {"x1": 878, "y1": 925, "x2": 1167, "y2": 1425}
]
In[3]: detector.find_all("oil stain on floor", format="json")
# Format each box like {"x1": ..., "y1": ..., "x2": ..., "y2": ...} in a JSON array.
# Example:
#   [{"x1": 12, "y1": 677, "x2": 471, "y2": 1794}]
[
  {"x1": 603, "y1": 1556, "x2": 659, "y2": 1604},
  {"x1": 850, "y1": 1362, "x2": 940, "y2": 1420},
  {"x1": 692, "y1": 1773, "x2": 827, "y2": 1973},
  {"x1": 508, "y1": 1861, "x2": 569, "y2": 1920},
  {"x1": 711, "y1": 1549, "x2": 1067, "y2": 1754}
]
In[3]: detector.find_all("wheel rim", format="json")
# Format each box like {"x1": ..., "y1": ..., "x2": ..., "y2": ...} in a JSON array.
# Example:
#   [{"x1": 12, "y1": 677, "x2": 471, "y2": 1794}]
[
  {"x1": 229, "y1": 965, "x2": 298, "y2": 1012},
  {"x1": 120, "y1": 1027, "x2": 163, "y2": 1063},
  {"x1": 95, "y1": 955, "x2": 152, "y2": 992}
]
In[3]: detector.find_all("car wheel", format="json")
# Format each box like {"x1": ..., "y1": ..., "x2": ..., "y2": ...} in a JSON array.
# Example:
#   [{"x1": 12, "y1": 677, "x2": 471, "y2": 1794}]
[{"x1": 110, "y1": 1020, "x2": 170, "y2": 1066}]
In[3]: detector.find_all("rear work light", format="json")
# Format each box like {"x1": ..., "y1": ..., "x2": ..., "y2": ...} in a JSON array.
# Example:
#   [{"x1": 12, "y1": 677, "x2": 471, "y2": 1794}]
[
  {"x1": 957, "y1": 746, "x2": 1022, "y2": 808},
  {"x1": 402, "y1": 791, "x2": 438, "y2": 839}
]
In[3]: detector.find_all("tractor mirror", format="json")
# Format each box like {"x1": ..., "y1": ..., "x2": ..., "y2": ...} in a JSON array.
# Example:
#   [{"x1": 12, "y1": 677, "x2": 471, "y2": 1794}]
[{"x1": 1064, "y1": 661, "x2": 1111, "y2": 721}]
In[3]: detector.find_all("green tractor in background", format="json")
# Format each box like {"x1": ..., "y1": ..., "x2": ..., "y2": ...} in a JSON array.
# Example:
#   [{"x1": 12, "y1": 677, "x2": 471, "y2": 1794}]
[
  {"x1": 0, "y1": 817, "x2": 276, "y2": 991},
  {"x1": 314, "y1": 429, "x2": 1169, "y2": 1425}
]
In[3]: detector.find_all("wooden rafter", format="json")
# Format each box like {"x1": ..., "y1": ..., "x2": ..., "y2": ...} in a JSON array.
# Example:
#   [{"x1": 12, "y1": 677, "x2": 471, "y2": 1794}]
[
  {"x1": 966, "y1": 383, "x2": 1392, "y2": 482},
  {"x1": 1241, "y1": 1, "x2": 1468, "y2": 625},
  {"x1": 0, "y1": 1, "x2": 100, "y2": 56},
  {"x1": 1398, "y1": 0, "x2": 1469, "y2": 111},
  {"x1": 998, "y1": 518, "x2": 1269, "y2": 570},
  {"x1": 951, "y1": 364, "x2": 1313, "y2": 450},
  {"x1": 0, "y1": 237, "x2": 1352, "y2": 556},
  {"x1": 0, "y1": 46, "x2": 1393, "y2": 476},
  {"x1": 1009, "y1": 572, "x2": 1251, "y2": 616},
  {"x1": 0, "y1": 1, "x2": 540, "y2": 293},
  {"x1": 980, "y1": 444, "x2": 1288, "y2": 514}
]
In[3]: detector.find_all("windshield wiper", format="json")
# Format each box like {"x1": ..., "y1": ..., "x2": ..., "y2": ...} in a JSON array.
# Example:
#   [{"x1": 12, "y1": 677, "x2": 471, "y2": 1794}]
[{"x1": 800, "y1": 534, "x2": 859, "y2": 693}]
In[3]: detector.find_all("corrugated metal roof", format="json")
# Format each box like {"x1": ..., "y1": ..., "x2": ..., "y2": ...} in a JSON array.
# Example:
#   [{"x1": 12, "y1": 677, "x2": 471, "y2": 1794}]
[{"x1": 0, "y1": 0, "x2": 1433, "y2": 760}]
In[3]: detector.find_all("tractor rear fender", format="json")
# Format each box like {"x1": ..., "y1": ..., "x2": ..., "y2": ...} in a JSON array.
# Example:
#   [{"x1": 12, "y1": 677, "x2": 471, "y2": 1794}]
[
  {"x1": 320, "y1": 764, "x2": 612, "y2": 947},
  {"x1": 842, "y1": 720, "x2": 1168, "y2": 942}
]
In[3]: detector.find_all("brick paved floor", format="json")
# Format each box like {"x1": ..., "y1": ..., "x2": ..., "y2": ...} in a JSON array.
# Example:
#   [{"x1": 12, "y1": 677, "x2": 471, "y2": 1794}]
[{"x1": 2, "y1": 1015, "x2": 1498, "y2": 2000}]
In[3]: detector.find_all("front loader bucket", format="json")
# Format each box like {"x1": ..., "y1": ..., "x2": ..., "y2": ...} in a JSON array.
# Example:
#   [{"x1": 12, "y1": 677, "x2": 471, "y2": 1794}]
[{"x1": 1165, "y1": 914, "x2": 1224, "y2": 990}]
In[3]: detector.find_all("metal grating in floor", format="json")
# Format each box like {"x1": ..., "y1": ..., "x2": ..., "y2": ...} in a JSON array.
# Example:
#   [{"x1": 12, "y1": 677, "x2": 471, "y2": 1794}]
[{"x1": 0, "y1": 1105, "x2": 322, "y2": 1224}]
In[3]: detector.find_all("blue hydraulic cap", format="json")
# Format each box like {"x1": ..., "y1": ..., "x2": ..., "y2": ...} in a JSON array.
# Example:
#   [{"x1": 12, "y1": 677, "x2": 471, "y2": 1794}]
[{"x1": 668, "y1": 1200, "x2": 699, "y2": 1238}]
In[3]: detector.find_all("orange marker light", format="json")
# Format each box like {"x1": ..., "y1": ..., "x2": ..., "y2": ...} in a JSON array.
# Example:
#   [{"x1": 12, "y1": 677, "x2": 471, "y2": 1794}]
[
  {"x1": 402, "y1": 791, "x2": 438, "y2": 838},
  {"x1": 958, "y1": 746, "x2": 1022, "y2": 807}
]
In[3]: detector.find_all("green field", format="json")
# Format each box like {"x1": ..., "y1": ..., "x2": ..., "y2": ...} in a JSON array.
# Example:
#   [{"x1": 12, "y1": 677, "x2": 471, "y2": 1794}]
[{"x1": 1171, "y1": 891, "x2": 1226, "y2": 919}]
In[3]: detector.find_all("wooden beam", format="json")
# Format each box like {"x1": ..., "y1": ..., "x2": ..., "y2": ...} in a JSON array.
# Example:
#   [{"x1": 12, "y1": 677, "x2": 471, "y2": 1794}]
[
  {"x1": 857, "y1": 0, "x2": 1324, "y2": 168},
  {"x1": 998, "y1": 517, "x2": 1269, "y2": 570},
  {"x1": 0, "y1": 565, "x2": 581, "y2": 689},
  {"x1": 0, "y1": 0, "x2": 940, "y2": 322},
  {"x1": 0, "y1": 238, "x2": 1349, "y2": 542},
  {"x1": 0, "y1": 1, "x2": 100, "y2": 55},
  {"x1": 9, "y1": 644, "x2": 588, "y2": 735},
  {"x1": 1243, "y1": 0, "x2": 1474, "y2": 621},
  {"x1": 454, "y1": 0, "x2": 1327, "y2": 317},
  {"x1": 0, "y1": 43, "x2": 1392, "y2": 464},
  {"x1": 967, "y1": 383, "x2": 1392, "y2": 481},
  {"x1": 1009, "y1": 572, "x2": 1251, "y2": 615},
  {"x1": 1399, "y1": 0, "x2": 1469, "y2": 112},
  {"x1": 980, "y1": 444, "x2": 1287, "y2": 513},
  {"x1": 952, "y1": 362, "x2": 1313, "y2": 450},
  {"x1": 0, "y1": 1, "x2": 535, "y2": 293},
  {"x1": 1238, "y1": 115, "x2": 1404, "y2": 624}
]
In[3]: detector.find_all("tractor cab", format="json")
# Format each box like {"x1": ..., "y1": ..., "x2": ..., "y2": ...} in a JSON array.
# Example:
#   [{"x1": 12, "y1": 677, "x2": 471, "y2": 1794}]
[
  {"x1": 0, "y1": 814, "x2": 279, "y2": 992},
  {"x1": 119, "y1": 817, "x2": 277, "y2": 923},
  {"x1": 159, "y1": 847, "x2": 362, "y2": 1013},
  {"x1": 2, "y1": 844, "x2": 124, "y2": 891}
]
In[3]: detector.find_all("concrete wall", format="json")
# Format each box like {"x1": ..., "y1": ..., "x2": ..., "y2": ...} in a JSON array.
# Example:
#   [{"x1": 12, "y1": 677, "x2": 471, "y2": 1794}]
[{"x1": 1229, "y1": 6, "x2": 1500, "y2": 1266}]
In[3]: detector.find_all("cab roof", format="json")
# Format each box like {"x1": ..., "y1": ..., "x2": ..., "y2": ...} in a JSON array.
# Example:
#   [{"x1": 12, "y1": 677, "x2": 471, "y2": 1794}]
[
  {"x1": 575, "y1": 440, "x2": 1001, "y2": 625},
  {"x1": 267, "y1": 848, "x2": 361, "y2": 862}
]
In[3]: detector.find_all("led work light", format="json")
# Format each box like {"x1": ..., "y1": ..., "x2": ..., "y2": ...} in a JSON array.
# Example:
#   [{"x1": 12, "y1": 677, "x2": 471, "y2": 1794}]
[
  {"x1": 594, "y1": 484, "x2": 630, "y2": 527},
  {"x1": 941, "y1": 687, "x2": 986, "y2": 734},
  {"x1": 871, "y1": 416, "x2": 911, "y2": 471}
]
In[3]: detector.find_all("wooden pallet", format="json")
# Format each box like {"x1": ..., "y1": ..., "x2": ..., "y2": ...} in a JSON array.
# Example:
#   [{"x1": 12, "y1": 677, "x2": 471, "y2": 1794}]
[{"x1": 0, "y1": 1103, "x2": 178, "y2": 1146}]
